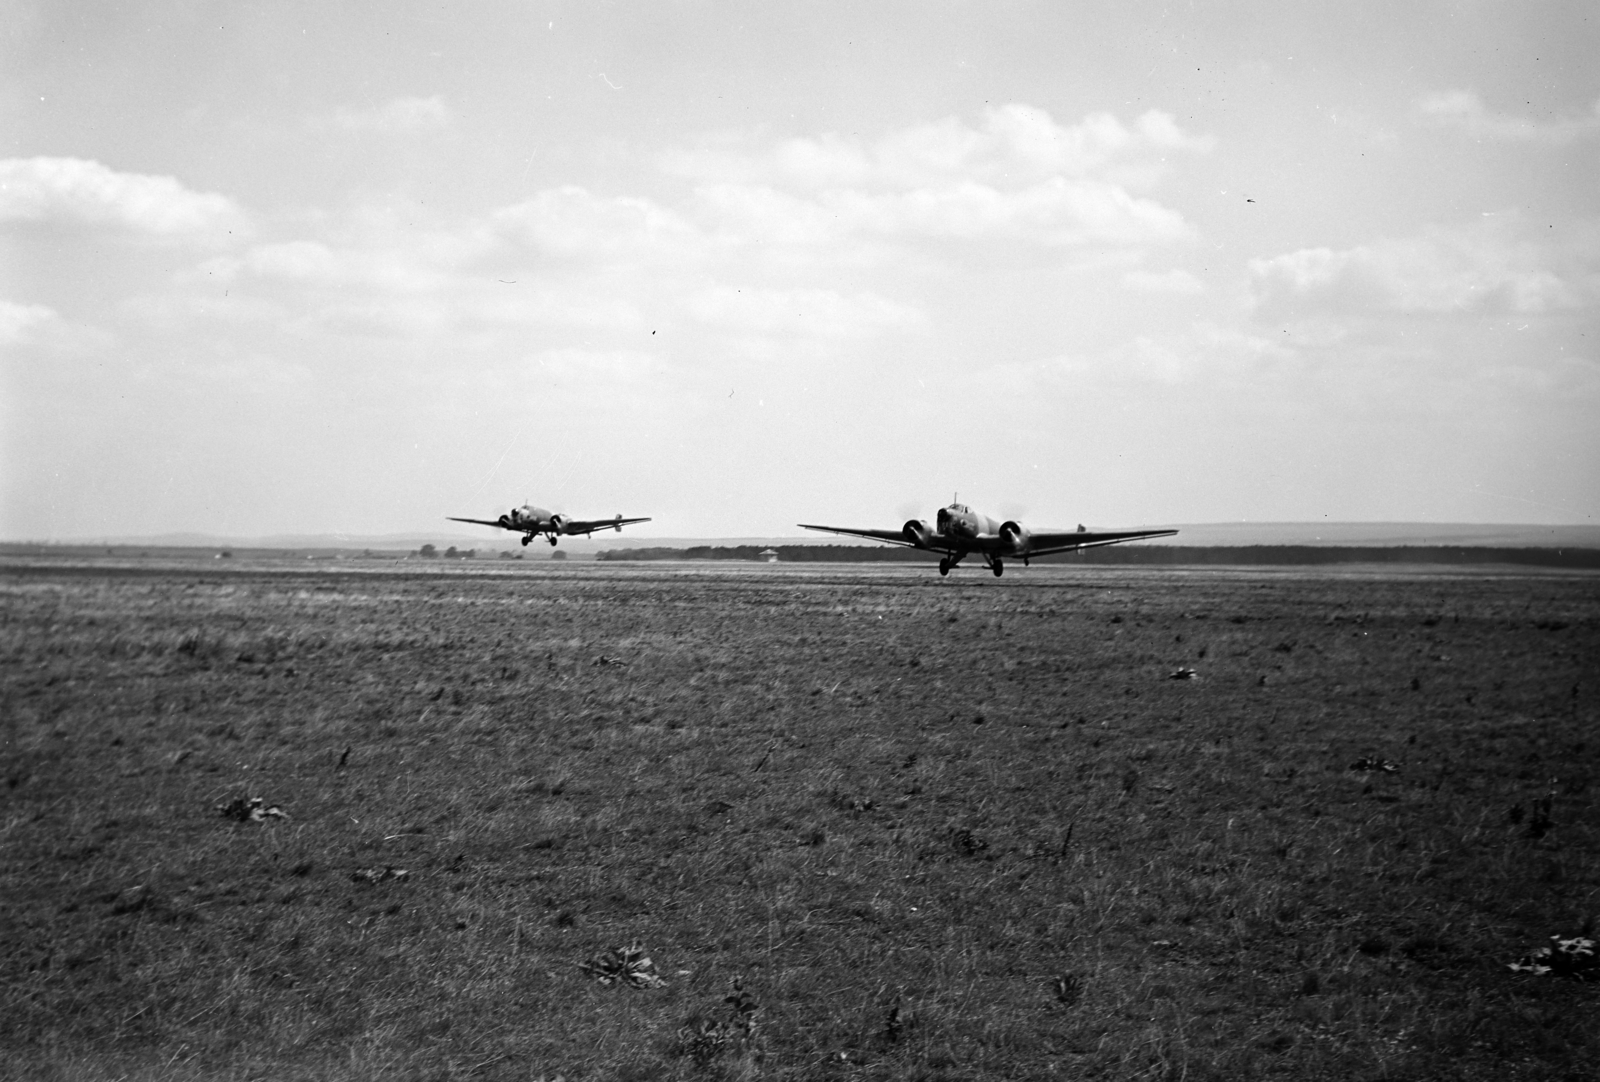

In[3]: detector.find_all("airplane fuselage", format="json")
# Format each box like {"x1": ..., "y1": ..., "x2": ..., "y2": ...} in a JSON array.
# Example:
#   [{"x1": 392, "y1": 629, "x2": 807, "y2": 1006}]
[
  {"x1": 935, "y1": 504, "x2": 1000, "y2": 543},
  {"x1": 909, "y1": 503, "x2": 1020, "y2": 558},
  {"x1": 499, "y1": 505, "x2": 557, "y2": 534}
]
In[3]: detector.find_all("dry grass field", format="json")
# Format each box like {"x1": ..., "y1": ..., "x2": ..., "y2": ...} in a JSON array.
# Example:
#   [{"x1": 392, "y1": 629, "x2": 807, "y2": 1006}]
[{"x1": 3, "y1": 558, "x2": 1598, "y2": 1081}]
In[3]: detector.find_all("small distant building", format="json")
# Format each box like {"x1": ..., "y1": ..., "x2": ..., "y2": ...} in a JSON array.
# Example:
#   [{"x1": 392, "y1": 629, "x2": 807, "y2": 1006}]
[{"x1": 759, "y1": 548, "x2": 780, "y2": 563}]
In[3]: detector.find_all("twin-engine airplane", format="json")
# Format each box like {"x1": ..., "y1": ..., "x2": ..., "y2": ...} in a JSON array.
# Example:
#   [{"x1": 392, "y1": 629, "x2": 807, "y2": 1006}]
[
  {"x1": 447, "y1": 505, "x2": 651, "y2": 547},
  {"x1": 800, "y1": 502, "x2": 1177, "y2": 576}
]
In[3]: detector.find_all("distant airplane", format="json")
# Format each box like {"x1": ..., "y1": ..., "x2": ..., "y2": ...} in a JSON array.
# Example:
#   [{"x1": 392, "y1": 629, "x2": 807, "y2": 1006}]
[
  {"x1": 447, "y1": 505, "x2": 651, "y2": 547},
  {"x1": 799, "y1": 501, "x2": 1177, "y2": 577}
]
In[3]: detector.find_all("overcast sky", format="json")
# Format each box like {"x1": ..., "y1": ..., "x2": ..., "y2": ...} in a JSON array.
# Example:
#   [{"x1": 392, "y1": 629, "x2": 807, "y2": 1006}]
[{"x1": 4, "y1": 2, "x2": 1597, "y2": 540}]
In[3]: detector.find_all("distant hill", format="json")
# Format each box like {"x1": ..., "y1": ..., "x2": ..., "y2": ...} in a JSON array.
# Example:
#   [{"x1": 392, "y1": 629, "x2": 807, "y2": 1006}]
[
  {"x1": 1128, "y1": 522, "x2": 1600, "y2": 548},
  {"x1": 595, "y1": 543, "x2": 1600, "y2": 570}
]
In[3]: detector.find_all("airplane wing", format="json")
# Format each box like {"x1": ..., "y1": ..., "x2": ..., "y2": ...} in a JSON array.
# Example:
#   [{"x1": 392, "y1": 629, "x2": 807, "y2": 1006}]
[
  {"x1": 446, "y1": 516, "x2": 509, "y2": 529},
  {"x1": 797, "y1": 524, "x2": 925, "y2": 549},
  {"x1": 1022, "y1": 528, "x2": 1178, "y2": 557},
  {"x1": 560, "y1": 516, "x2": 652, "y2": 536}
]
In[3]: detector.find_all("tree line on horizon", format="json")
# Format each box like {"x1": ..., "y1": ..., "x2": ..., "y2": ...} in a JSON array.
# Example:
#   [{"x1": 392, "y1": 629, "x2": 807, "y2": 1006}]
[{"x1": 594, "y1": 544, "x2": 1600, "y2": 568}]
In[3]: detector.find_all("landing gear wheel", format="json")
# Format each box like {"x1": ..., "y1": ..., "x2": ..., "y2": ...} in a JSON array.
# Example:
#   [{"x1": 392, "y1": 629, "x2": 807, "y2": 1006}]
[
  {"x1": 992, "y1": 558, "x2": 1004, "y2": 578},
  {"x1": 520, "y1": 535, "x2": 531, "y2": 547},
  {"x1": 548, "y1": 536, "x2": 558, "y2": 546},
  {"x1": 938, "y1": 558, "x2": 950, "y2": 577}
]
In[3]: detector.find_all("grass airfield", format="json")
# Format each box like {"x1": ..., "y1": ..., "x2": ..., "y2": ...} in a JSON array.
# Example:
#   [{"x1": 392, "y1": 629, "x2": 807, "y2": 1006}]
[{"x1": 3, "y1": 557, "x2": 1598, "y2": 1081}]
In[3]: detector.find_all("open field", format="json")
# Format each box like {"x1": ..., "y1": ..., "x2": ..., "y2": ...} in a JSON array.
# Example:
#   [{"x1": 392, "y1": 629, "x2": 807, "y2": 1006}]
[{"x1": 3, "y1": 559, "x2": 1598, "y2": 1080}]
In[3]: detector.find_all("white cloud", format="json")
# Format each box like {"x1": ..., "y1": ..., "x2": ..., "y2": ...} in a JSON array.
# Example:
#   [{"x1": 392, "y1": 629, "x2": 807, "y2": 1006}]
[
  {"x1": 660, "y1": 105, "x2": 1205, "y2": 250},
  {"x1": 324, "y1": 95, "x2": 453, "y2": 133},
  {"x1": 0, "y1": 300, "x2": 58, "y2": 344},
  {"x1": 240, "y1": 240, "x2": 451, "y2": 292},
  {"x1": 118, "y1": 291, "x2": 284, "y2": 331},
  {"x1": 460, "y1": 290, "x2": 644, "y2": 331},
  {"x1": 691, "y1": 184, "x2": 850, "y2": 248},
  {"x1": 1121, "y1": 268, "x2": 1204, "y2": 295},
  {"x1": 493, "y1": 186, "x2": 696, "y2": 259},
  {"x1": 1035, "y1": 322, "x2": 1292, "y2": 387},
  {"x1": 69, "y1": 106, "x2": 1205, "y2": 379},
  {"x1": 1416, "y1": 90, "x2": 1600, "y2": 145},
  {"x1": 686, "y1": 286, "x2": 925, "y2": 338},
  {"x1": 532, "y1": 347, "x2": 665, "y2": 382},
  {"x1": 0, "y1": 299, "x2": 112, "y2": 351},
  {"x1": 1249, "y1": 218, "x2": 1600, "y2": 319},
  {"x1": 0, "y1": 157, "x2": 245, "y2": 237},
  {"x1": 167, "y1": 194, "x2": 670, "y2": 341},
  {"x1": 821, "y1": 177, "x2": 1190, "y2": 245},
  {"x1": 145, "y1": 106, "x2": 1197, "y2": 362},
  {"x1": 669, "y1": 105, "x2": 1212, "y2": 190},
  {"x1": 304, "y1": 289, "x2": 643, "y2": 338}
]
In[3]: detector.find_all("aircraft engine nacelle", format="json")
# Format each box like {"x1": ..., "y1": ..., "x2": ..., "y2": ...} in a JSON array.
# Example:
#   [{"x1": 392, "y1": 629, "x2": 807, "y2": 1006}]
[
  {"x1": 902, "y1": 519, "x2": 932, "y2": 548},
  {"x1": 497, "y1": 514, "x2": 514, "y2": 530},
  {"x1": 1000, "y1": 521, "x2": 1030, "y2": 555},
  {"x1": 549, "y1": 514, "x2": 566, "y2": 534}
]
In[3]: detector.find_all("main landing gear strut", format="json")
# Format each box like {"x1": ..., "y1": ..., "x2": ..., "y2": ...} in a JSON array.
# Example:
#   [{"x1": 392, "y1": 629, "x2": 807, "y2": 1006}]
[
  {"x1": 939, "y1": 554, "x2": 979, "y2": 577},
  {"x1": 937, "y1": 555, "x2": 1005, "y2": 577}
]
